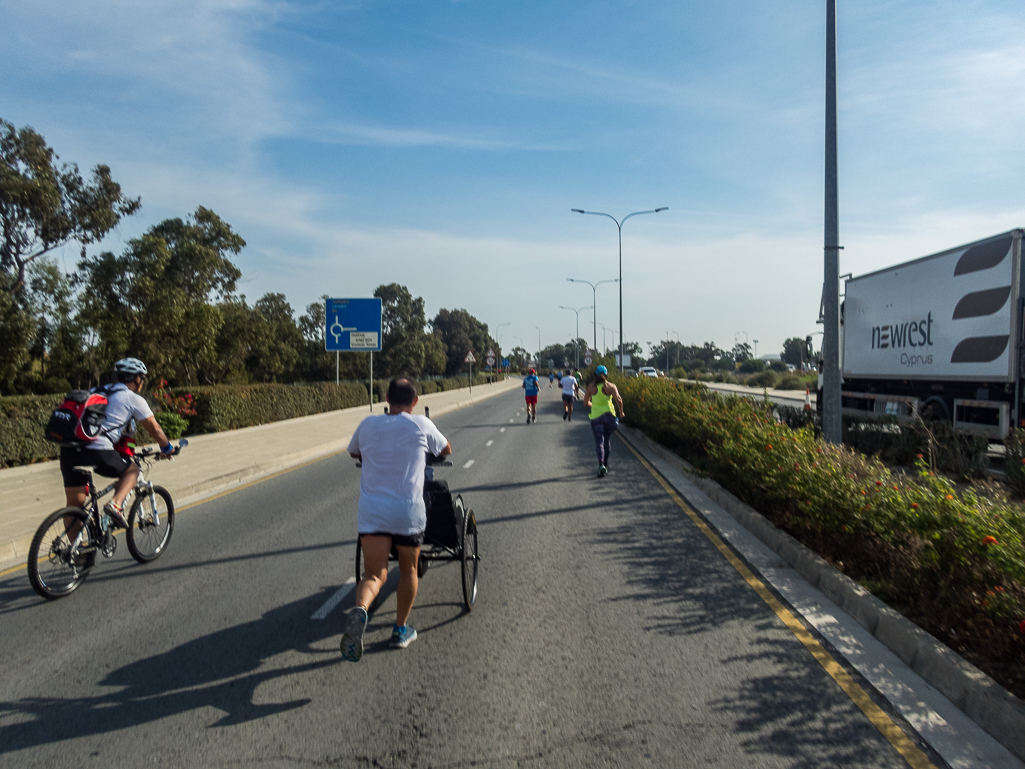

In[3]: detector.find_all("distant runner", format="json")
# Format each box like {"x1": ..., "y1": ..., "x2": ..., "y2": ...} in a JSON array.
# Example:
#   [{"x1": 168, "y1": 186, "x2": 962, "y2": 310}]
[
  {"x1": 548, "y1": 371, "x2": 555, "y2": 388},
  {"x1": 561, "y1": 370, "x2": 578, "y2": 421},
  {"x1": 522, "y1": 368, "x2": 540, "y2": 423},
  {"x1": 584, "y1": 365, "x2": 625, "y2": 477}
]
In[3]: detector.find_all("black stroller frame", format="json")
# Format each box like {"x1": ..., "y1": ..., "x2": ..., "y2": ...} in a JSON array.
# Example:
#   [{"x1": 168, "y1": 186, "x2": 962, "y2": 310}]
[{"x1": 355, "y1": 452, "x2": 480, "y2": 611}]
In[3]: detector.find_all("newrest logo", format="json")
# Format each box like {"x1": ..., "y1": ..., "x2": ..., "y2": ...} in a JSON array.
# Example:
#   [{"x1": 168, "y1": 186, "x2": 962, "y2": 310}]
[{"x1": 949, "y1": 235, "x2": 1013, "y2": 364}]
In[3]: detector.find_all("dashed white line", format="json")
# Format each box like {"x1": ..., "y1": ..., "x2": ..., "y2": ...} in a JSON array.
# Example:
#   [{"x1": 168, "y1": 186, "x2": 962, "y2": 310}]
[
  {"x1": 499, "y1": 428, "x2": 506, "y2": 433},
  {"x1": 485, "y1": 440, "x2": 494, "y2": 447},
  {"x1": 508, "y1": 418, "x2": 514, "y2": 423},
  {"x1": 463, "y1": 459, "x2": 475, "y2": 469},
  {"x1": 311, "y1": 577, "x2": 356, "y2": 620}
]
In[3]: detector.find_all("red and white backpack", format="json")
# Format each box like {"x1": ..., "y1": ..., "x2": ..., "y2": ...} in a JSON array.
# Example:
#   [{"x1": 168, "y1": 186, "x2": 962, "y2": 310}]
[{"x1": 44, "y1": 385, "x2": 120, "y2": 448}]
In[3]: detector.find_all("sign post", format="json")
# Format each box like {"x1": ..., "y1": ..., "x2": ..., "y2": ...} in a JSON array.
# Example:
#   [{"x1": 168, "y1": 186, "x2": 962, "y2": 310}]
[
  {"x1": 465, "y1": 351, "x2": 476, "y2": 393},
  {"x1": 486, "y1": 348, "x2": 495, "y2": 383},
  {"x1": 325, "y1": 298, "x2": 383, "y2": 411}
]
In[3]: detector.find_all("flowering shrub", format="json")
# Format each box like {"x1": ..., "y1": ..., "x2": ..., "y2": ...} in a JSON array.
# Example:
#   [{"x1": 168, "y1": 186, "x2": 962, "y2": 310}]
[
  {"x1": 618, "y1": 375, "x2": 1025, "y2": 694},
  {"x1": 150, "y1": 379, "x2": 198, "y2": 418}
]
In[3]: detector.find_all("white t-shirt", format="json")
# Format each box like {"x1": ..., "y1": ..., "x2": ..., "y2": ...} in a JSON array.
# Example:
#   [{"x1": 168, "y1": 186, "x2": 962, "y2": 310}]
[
  {"x1": 88, "y1": 384, "x2": 154, "y2": 451},
  {"x1": 561, "y1": 375, "x2": 578, "y2": 396},
  {"x1": 347, "y1": 412, "x2": 449, "y2": 536}
]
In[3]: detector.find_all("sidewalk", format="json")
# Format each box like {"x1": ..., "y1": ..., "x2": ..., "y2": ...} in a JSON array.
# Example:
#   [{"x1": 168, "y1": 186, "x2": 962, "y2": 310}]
[{"x1": 0, "y1": 377, "x2": 521, "y2": 569}]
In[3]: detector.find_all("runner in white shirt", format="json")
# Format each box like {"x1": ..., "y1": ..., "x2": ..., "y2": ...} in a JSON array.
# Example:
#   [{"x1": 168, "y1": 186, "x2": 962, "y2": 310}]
[
  {"x1": 561, "y1": 372, "x2": 579, "y2": 421},
  {"x1": 341, "y1": 376, "x2": 452, "y2": 660}
]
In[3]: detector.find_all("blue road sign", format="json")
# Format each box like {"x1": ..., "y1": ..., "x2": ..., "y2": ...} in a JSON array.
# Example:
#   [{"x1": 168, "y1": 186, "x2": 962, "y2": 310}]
[
  {"x1": 502, "y1": 359, "x2": 510, "y2": 367},
  {"x1": 325, "y1": 298, "x2": 383, "y2": 352}
]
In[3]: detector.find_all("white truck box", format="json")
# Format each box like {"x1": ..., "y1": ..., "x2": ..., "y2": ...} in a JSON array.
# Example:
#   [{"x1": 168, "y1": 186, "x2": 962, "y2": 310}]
[{"x1": 843, "y1": 230, "x2": 1021, "y2": 383}]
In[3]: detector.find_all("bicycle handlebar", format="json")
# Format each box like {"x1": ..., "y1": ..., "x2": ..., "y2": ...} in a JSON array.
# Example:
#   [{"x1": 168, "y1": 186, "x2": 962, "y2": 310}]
[{"x1": 137, "y1": 439, "x2": 189, "y2": 460}]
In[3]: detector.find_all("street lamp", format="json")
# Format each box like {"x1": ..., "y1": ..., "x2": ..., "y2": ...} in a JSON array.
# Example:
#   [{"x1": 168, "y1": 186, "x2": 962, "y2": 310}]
[
  {"x1": 593, "y1": 321, "x2": 608, "y2": 354},
  {"x1": 495, "y1": 322, "x2": 511, "y2": 357},
  {"x1": 558, "y1": 305, "x2": 592, "y2": 370},
  {"x1": 753, "y1": 339, "x2": 759, "y2": 359},
  {"x1": 674, "y1": 331, "x2": 680, "y2": 368},
  {"x1": 567, "y1": 277, "x2": 618, "y2": 354},
  {"x1": 571, "y1": 206, "x2": 668, "y2": 372},
  {"x1": 535, "y1": 326, "x2": 542, "y2": 368}
]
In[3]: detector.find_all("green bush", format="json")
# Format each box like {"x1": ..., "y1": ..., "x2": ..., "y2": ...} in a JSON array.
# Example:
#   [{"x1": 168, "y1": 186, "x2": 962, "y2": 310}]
[
  {"x1": 843, "y1": 416, "x2": 988, "y2": 479},
  {"x1": 739, "y1": 359, "x2": 766, "y2": 373},
  {"x1": 155, "y1": 412, "x2": 189, "y2": 440},
  {"x1": 747, "y1": 370, "x2": 778, "y2": 388},
  {"x1": 776, "y1": 374, "x2": 805, "y2": 390},
  {"x1": 769, "y1": 360, "x2": 789, "y2": 373},
  {"x1": 1006, "y1": 429, "x2": 1025, "y2": 496},
  {"x1": 0, "y1": 393, "x2": 62, "y2": 467},
  {"x1": 618, "y1": 376, "x2": 1025, "y2": 690}
]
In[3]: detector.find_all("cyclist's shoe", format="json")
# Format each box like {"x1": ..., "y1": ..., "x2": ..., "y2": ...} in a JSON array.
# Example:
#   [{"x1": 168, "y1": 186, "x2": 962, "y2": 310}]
[
  {"x1": 340, "y1": 607, "x2": 368, "y2": 662},
  {"x1": 103, "y1": 502, "x2": 129, "y2": 529},
  {"x1": 390, "y1": 624, "x2": 418, "y2": 649}
]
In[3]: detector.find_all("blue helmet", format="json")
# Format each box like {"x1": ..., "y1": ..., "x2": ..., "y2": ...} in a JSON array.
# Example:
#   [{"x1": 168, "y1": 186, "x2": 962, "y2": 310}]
[{"x1": 596, "y1": 365, "x2": 608, "y2": 376}]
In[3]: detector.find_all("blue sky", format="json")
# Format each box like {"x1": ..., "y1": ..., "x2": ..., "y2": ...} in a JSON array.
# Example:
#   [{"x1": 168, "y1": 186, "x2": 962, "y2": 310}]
[{"x1": 3, "y1": 0, "x2": 1024, "y2": 362}]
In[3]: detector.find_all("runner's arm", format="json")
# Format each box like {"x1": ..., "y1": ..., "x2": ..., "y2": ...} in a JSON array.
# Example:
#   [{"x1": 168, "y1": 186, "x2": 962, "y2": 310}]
[{"x1": 138, "y1": 415, "x2": 172, "y2": 451}]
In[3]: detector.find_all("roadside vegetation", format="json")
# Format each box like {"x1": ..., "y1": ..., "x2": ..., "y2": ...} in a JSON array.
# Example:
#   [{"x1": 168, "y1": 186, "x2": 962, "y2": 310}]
[{"x1": 617, "y1": 374, "x2": 1025, "y2": 698}]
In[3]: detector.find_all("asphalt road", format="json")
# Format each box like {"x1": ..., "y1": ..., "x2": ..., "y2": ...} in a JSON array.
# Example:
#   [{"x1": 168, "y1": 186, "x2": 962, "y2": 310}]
[{"x1": 0, "y1": 386, "x2": 918, "y2": 768}]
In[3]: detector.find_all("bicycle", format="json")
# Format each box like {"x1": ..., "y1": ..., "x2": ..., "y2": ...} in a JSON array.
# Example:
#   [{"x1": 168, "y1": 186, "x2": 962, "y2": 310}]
[{"x1": 27, "y1": 440, "x2": 188, "y2": 600}]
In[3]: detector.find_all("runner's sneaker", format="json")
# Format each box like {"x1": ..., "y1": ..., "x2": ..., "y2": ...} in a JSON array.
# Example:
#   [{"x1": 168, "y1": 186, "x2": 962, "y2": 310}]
[
  {"x1": 390, "y1": 624, "x2": 418, "y2": 649},
  {"x1": 526, "y1": 415, "x2": 530, "y2": 423},
  {"x1": 340, "y1": 607, "x2": 369, "y2": 661},
  {"x1": 103, "y1": 501, "x2": 129, "y2": 529},
  {"x1": 598, "y1": 465, "x2": 608, "y2": 477}
]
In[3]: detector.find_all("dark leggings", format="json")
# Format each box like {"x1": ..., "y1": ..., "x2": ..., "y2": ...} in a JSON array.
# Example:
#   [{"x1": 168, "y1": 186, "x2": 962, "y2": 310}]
[{"x1": 590, "y1": 412, "x2": 618, "y2": 466}]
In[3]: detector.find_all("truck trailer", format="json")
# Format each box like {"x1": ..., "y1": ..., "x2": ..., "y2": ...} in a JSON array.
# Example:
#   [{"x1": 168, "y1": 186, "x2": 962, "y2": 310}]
[{"x1": 831, "y1": 229, "x2": 1024, "y2": 440}]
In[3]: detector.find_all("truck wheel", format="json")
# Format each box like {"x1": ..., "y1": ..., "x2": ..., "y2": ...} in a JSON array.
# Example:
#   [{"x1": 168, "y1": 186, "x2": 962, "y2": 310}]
[{"x1": 922, "y1": 396, "x2": 951, "y2": 422}]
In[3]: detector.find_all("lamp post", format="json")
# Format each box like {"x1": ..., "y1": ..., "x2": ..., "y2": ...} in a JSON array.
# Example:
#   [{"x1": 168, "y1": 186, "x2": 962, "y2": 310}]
[
  {"x1": 822, "y1": 0, "x2": 843, "y2": 444},
  {"x1": 753, "y1": 339, "x2": 759, "y2": 359},
  {"x1": 674, "y1": 331, "x2": 681, "y2": 367},
  {"x1": 593, "y1": 321, "x2": 608, "y2": 354},
  {"x1": 535, "y1": 326, "x2": 542, "y2": 369},
  {"x1": 567, "y1": 277, "x2": 618, "y2": 354},
  {"x1": 571, "y1": 207, "x2": 668, "y2": 372},
  {"x1": 558, "y1": 305, "x2": 592, "y2": 370}
]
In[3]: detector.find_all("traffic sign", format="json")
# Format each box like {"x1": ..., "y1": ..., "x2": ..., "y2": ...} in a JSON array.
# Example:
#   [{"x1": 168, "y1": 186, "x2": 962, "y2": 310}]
[
  {"x1": 465, "y1": 351, "x2": 476, "y2": 363},
  {"x1": 487, "y1": 348, "x2": 494, "y2": 357},
  {"x1": 584, "y1": 353, "x2": 593, "y2": 366},
  {"x1": 486, "y1": 356, "x2": 495, "y2": 367},
  {"x1": 325, "y1": 298, "x2": 382, "y2": 352},
  {"x1": 502, "y1": 358, "x2": 510, "y2": 368}
]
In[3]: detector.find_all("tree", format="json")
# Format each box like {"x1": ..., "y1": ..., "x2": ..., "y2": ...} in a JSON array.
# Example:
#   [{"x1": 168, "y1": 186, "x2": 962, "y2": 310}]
[
  {"x1": 77, "y1": 207, "x2": 244, "y2": 385},
  {"x1": 782, "y1": 337, "x2": 814, "y2": 368},
  {"x1": 430, "y1": 309, "x2": 496, "y2": 376},
  {"x1": 1, "y1": 119, "x2": 140, "y2": 296},
  {"x1": 732, "y1": 342, "x2": 752, "y2": 362},
  {"x1": 374, "y1": 283, "x2": 427, "y2": 377}
]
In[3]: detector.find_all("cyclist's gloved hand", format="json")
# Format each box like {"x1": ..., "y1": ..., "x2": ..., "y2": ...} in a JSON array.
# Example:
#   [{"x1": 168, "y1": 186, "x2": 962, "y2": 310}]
[{"x1": 160, "y1": 443, "x2": 174, "y2": 457}]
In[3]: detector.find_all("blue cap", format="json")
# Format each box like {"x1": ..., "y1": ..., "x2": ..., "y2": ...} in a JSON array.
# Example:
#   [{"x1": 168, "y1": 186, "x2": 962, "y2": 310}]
[{"x1": 596, "y1": 365, "x2": 608, "y2": 375}]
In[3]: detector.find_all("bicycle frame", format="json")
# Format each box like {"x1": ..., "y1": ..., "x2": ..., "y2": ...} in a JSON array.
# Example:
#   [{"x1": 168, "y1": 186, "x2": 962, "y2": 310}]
[{"x1": 68, "y1": 455, "x2": 161, "y2": 553}]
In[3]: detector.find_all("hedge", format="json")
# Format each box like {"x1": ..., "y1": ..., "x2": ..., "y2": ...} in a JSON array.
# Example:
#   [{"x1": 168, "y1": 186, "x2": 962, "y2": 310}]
[
  {"x1": 0, "y1": 374, "x2": 505, "y2": 468},
  {"x1": 618, "y1": 375, "x2": 1025, "y2": 696}
]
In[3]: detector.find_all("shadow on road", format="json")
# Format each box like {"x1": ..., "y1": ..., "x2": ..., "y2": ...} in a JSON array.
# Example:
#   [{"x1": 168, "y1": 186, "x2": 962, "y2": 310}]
[{"x1": 0, "y1": 587, "x2": 343, "y2": 753}]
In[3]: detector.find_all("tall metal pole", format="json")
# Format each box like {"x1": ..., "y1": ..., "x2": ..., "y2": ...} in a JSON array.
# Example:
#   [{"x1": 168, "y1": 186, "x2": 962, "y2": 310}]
[
  {"x1": 571, "y1": 208, "x2": 667, "y2": 373},
  {"x1": 822, "y1": 0, "x2": 842, "y2": 444},
  {"x1": 369, "y1": 351, "x2": 374, "y2": 412}
]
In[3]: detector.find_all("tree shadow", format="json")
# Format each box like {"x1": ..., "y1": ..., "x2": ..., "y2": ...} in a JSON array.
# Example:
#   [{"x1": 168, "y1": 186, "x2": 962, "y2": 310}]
[{"x1": 0, "y1": 586, "x2": 354, "y2": 754}]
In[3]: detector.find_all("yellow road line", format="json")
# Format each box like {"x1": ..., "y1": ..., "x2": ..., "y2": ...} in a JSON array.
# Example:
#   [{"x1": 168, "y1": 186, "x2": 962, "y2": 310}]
[
  {"x1": 618, "y1": 435, "x2": 936, "y2": 769},
  {"x1": 0, "y1": 449, "x2": 350, "y2": 579}
]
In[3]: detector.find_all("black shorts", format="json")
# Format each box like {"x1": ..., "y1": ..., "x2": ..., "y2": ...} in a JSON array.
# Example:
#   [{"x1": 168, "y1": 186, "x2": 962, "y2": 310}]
[
  {"x1": 59, "y1": 447, "x2": 131, "y2": 488},
  {"x1": 360, "y1": 531, "x2": 425, "y2": 548},
  {"x1": 562, "y1": 394, "x2": 574, "y2": 404}
]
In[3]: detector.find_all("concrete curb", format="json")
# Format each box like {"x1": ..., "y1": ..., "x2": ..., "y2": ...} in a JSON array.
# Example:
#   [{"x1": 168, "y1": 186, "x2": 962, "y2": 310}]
[
  {"x1": 1, "y1": 378, "x2": 519, "y2": 571},
  {"x1": 618, "y1": 423, "x2": 1025, "y2": 763}
]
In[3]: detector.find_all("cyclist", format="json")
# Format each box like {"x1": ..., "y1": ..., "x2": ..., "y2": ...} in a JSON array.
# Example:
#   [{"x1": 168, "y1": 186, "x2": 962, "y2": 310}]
[
  {"x1": 59, "y1": 358, "x2": 174, "y2": 529},
  {"x1": 584, "y1": 365, "x2": 625, "y2": 477},
  {"x1": 560, "y1": 369, "x2": 579, "y2": 421},
  {"x1": 522, "y1": 368, "x2": 541, "y2": 422},
  {"x1": 341, "y1": 376, "x2": 452, "y2": 661}
]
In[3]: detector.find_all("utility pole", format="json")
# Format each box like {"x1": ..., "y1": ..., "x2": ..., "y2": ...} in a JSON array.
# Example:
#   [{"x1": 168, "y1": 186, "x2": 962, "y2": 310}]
[{"x1": 822, "y1": 0, "x2": 843, "y2": 444}]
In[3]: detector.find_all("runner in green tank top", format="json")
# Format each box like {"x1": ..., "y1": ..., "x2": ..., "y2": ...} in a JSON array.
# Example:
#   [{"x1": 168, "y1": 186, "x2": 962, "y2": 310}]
[{"x1": 583, "y1": 366, "x2": 625, "y2": 477}]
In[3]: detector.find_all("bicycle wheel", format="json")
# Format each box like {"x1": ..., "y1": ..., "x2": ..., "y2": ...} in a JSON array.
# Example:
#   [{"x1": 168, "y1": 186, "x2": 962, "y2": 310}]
[
  {"x1": 126, "y1": 486, "x2": 174, "y2": 563},
  {"x1": 27, "y1": 507, "x2": 93, "y2": 600},
  {"x1": 459, "y1": 501, "x2": 479, "y2": 611}
]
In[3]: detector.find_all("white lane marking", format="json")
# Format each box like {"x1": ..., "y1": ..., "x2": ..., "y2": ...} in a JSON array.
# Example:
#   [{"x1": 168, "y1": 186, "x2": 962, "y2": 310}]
[
  {"x1": 508, "y1": 418, "x2": 514, "y2": 423},
  {"x1": 463, "y1": 459, "x2": 475, "y2": 469},
  {"x1": 500, "y1": 428, "x2": 506, "y2": 433},
  {"x1": 311, "y1": 577, "x2": 356, "y2": 620},
  {"x1": 485, "y1": 440, "x2": 494, "y2": 447}
]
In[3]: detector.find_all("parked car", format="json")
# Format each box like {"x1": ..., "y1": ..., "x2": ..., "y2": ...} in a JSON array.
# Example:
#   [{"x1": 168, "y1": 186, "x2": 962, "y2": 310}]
[{"x1": 638, "y1": 366, "x2": 659, "y2": 379}]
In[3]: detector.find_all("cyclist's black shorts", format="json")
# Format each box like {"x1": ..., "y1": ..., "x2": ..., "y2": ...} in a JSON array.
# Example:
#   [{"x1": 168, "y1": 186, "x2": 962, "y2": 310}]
[
  {"x1": 360, "y1": 531, "x2": 425, "y2": 548},
  {"x1": 59, "y1": 447, "x2": 131, "y2": 487}
]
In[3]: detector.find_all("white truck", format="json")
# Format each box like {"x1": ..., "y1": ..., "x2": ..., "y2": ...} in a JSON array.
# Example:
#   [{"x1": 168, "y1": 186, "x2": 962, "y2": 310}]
[{"x1": 831, "y1": 229, "x2": 1023, "y2": 439}]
